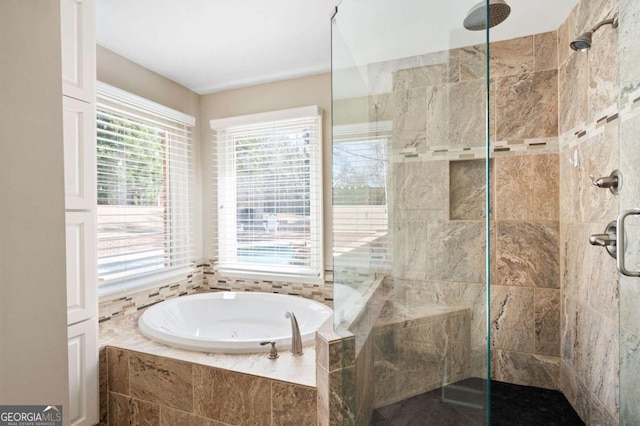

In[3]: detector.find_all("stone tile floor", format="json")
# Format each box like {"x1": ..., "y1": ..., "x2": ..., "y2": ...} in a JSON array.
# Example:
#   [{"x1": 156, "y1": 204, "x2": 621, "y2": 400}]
[{"x1": 372, "y1": 379, "x2": 584, "y2": 425}]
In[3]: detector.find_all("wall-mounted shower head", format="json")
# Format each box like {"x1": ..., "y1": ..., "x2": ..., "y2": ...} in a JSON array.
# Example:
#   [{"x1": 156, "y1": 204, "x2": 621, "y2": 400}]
[
  {"x1": 570, "y1": 31, "x2": 593, "y2": 51},
  {"x1": 463, "y1": 0, "x2": 511, "y2": 31},
  {"x1": 570, "y1": 13, "x2": 618, "y2": 51}
]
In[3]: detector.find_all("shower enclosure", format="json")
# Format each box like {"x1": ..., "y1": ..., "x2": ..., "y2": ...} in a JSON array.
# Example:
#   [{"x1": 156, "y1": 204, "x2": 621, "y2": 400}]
[
  {"x1": 332, "y1": 0, "x2": 490, "y2": 423},
  {"x1": 331, "y1": 0, "x2": 640, "y2": 424}
]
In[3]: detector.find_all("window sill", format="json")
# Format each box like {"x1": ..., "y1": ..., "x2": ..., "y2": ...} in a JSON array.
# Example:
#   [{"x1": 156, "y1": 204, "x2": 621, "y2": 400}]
[
  {"x1": 215, "y1": 266, "x2": 325, "y2": 285},
  {"x1": 98, "y1": 266, "x2": 195, "y2": 302}
]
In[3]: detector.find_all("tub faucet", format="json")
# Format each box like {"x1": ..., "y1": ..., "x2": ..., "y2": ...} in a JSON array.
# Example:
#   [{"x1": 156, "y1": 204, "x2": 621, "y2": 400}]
[{"x1": 285, "y1": 311, "x2": 303, "y2": 356}]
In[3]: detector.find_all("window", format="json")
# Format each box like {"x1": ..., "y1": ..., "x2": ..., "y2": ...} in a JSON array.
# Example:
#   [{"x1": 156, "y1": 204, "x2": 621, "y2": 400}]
[
  {"x1": 211, "y1": 106, "x2": 323, "y2": 280},
  {"x1": 96, "y1": 82, "x2": 195, "y2": 292},
  {"x1": 332, "y1": 122, "x2": 390, "y2": 264}
]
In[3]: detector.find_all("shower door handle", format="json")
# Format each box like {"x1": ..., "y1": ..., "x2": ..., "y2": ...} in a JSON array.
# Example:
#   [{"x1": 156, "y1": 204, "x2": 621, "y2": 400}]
[{"x1": 616, "y1": 208, "x2": 640, "y2": 277}]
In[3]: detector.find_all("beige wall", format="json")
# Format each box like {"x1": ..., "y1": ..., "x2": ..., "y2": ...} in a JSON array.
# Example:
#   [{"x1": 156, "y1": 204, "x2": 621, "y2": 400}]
[
  {"x1": 98, "y1": 47, "x2": 332, "y2": 274},
  {"x1": 97, "y1": 46, "x2": 200, "y2": 118},
  {"x1": 199, "y1": 73, "x2": 333, "y2": 268},
  {"x1": 0, "y1": 0, "x2": 70, "y2": 417},
  {"x1": 97, "y1": 46, "x2": 204, "y2": 260}
]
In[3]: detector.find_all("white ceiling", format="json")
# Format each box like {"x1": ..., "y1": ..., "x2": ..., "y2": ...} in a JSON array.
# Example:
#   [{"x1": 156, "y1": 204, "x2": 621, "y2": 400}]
[{"x1": 96, "y1": 0, "x2": 580, "y2": 95}]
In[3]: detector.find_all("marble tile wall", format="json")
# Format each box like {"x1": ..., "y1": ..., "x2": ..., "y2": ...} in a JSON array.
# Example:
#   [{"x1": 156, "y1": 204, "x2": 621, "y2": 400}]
[
  {"x1": 618, "y1": 0, "x2": 640, "y2": 422},
  {"x1": 558, "y1": 0, "x2": 623, "y2": 424},
  {"x1": 387, "y1": 156, "x2": 491, "y2": 388},
  {"x1": 374, "y1": 31, "x2": 563, "y2": 393},
  {"x1": 492, "y1": 153, "x2": 562, "y2": 389},
  {"x1": 316, "y1": 324, "x2": 358, "y2": 425},
  {"x1": 102, "y1": 347, "x2": 317, "y2": 426},
  {"x1": 372, "y1": 302, "x2": 471, "y2": 407},
  {"x1": 317, "y1": 278, "x2": 472, "y2": 425}
]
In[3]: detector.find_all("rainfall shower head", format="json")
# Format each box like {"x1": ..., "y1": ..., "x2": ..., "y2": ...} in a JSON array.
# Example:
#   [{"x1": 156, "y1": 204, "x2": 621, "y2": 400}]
[
  {"x1": 463, "y1": 0, "x2": 511, "y2": 31},
  {"x1": 570, "y1": 13, "x2": 619, "y2": 51}
]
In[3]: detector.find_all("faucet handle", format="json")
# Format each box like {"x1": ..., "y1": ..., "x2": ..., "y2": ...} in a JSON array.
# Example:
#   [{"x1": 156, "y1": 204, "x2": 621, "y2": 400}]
[
  {"x1": 260, "y1": 341, "x2": 279, "y2": 359},
  {"x1": 588, "y1": 220, "x2": 617, "y2": 259},
  {"x1": 589, "y1": 170, "x2": 622, "y2": 194}
]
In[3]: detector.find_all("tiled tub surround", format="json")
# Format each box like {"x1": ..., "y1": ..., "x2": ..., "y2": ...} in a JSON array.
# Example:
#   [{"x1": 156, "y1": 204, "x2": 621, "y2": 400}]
[
  {"x1": 98, "y1": 263, "x2": 335, "y2": 323},
  {"x1": 99, "y1": 312, "x2": 318, "y2": 425},
  {"x1": 204, "y1": 262, "x2": 335, "y2": 305},
  {"x1": 97, "y1": 265, "x2": 335, "y2": 424},
  {"x1": 316, "y1": 276, "x2": 390, "y2": 426},
  {"x1": 98, "y1": 264, "x2": 206, "y2": 322}
]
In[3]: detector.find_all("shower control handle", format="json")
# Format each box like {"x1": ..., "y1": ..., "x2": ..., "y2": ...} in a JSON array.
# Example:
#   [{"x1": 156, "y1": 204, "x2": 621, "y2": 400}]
[
  {"x1": 617, "y1": 209, "x2": 640, "y2": 277},
  {"x1": 589, "y1": 221, "x2": 617, "y2": 259},
  {"x1": 589, "y1": 234, "x2": 614, "y2": 246},
  {"x1": 589, "y1": 169, "x2": 622, "y2": 194}
]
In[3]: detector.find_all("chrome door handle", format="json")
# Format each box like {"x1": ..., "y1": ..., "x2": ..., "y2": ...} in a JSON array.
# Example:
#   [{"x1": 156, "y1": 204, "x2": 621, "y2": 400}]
[{"x1": 616, "y1": 208, "x2": 640, "y2": 277}]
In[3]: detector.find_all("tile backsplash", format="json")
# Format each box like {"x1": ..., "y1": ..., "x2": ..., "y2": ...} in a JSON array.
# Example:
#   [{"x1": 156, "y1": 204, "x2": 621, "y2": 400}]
[
  {"x1": 203, "y1": 262, "x2": 334, "y2": 305},
  {"x1": 98, "y1": 262, "x2": 335, "y2": 323},
  {"x1": 98, "y1": 265, "x2": 206, "y2": 322}
]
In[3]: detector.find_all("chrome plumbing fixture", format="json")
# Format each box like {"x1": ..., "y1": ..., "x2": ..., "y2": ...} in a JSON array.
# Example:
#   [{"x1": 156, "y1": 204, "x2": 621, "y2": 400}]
[
  {"x1": 589, "y1": 221, "x2": 617, "y2": 259},
  {"x1": 260, "y1": 341, "x2": 279, "y2": 359},
  {"x1": 570, "y1": 13, "x2": 619, "y2": 51},
  {"x1": 285, "y1": 311, "x2": 303, "y2": 356},
  {"x1": 463, "y1": 0, "x2": 511, "y2": 31},
  {"x1": 589, "y1": 170, "x2": 622, "y2": 194}
]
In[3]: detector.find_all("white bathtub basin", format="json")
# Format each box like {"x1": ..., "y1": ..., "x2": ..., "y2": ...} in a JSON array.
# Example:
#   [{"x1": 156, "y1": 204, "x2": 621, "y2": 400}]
[{"x1": 138, "y1": 292, "x2": 333, "y2": 353}]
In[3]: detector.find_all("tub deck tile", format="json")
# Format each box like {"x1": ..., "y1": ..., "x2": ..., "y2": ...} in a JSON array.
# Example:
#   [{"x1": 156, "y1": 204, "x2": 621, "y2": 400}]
[
  {"x1": 100, "y1": 311, "x2": 316, "y2": 388},
  {"x1": 193, "y1": 365, "x2": 271, "y2": 425},
  {"x1": 272, "y1": 381, "x2": 317, "y2": 425},
  {"x1": 129, "y1": 352, "x2": 193, "y2": 412}
]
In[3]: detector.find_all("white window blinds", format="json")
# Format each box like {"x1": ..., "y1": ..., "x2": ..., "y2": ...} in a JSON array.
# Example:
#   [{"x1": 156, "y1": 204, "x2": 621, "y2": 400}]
[
  {"x1": 211, "y1": 106, "x2": 323, "y2": 279},
  {"x1": 332, "y1": 122, "x2": 390, "y2": 264},
  {"x1": 96, "y1": 83, "x2": 195, "y2": 288}
]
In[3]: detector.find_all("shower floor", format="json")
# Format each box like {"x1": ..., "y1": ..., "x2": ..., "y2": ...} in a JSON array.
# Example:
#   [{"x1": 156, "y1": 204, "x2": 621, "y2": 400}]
[{"x1": 372, "y1": 379, "x2": 584, "y2": 425}]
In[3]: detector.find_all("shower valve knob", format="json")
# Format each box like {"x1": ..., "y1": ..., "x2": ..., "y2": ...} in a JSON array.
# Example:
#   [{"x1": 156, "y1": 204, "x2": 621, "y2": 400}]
[
  {"x1": 589, "y1": 170, "x2": 622, "y2": 194},
  {"x1": 588, "y1": 221, "x2": 617, "y2": 259},
  {"x1": 589, "y1": 234, "x2": 615, "y2": 246},
  {"x1": 589, "y1": 175, "x2": 615, "y2": 188}
]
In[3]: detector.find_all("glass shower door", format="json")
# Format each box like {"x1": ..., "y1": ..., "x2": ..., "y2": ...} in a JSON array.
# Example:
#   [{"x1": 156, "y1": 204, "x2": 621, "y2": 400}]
[
  {"x1": 618, "y1": 0, "x2": 640, "y2": 423},
  {"x1": 331, "y1": 1, "x2": 490, "y2": 424}
]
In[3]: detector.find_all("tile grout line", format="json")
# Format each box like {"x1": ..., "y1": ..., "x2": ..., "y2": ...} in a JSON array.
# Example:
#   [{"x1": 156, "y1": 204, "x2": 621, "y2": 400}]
[
  {"x1": 191, "y1": 362, "x2": 195, "y2": 421},
  {"x1": 105, "y1": 349, "x2": 109, "y2": 425}
]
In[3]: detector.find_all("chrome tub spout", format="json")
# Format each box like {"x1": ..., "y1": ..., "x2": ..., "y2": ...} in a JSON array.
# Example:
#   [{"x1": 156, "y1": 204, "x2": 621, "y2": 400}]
[{"x1": 285, "y1": 311, "x2": 303, "y2": 356}]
